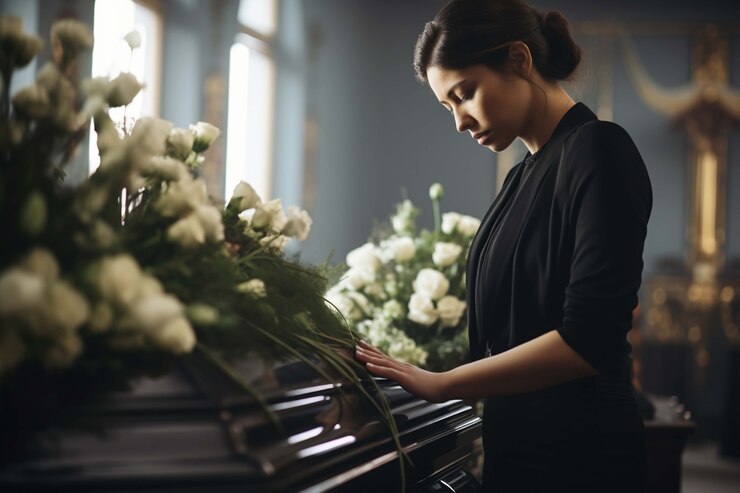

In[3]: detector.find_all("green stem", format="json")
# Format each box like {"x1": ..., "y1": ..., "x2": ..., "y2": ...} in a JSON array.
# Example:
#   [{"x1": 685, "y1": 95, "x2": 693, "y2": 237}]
[{"x1": 432, "y1": 198, "x2": 441, "y2": 237}]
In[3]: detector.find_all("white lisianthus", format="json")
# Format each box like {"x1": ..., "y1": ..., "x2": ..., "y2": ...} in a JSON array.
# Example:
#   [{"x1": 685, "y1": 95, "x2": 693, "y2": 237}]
[
  {"x1": 98, "y1": 254, "x2": 143, "y2": 307},
  {"x1": 166, "y1": 127, "x2": 195, "y2": 161},
  {"x1": 107, "y1": 72, "x2": 142, "y2": 108},
  {"x1": 252, "y1": 199, "x2": 287, "y2": 232},
  {"x1": 429, "y1": 183, "x2": 444, "y2": 200},
  {"x1": 457, "y1": 215, "x2": 481, "y2": 236},
  {"x1": 189, "y1": 121, "x2": 221, "y2": 152},
  {"x1": 281, "y1": 206, "x2": 312, "y2": 241},
  {"x1": 432, "y1": 242, "x2": 463, "y2": 268},
  {"x1": 386, "y1": 236, "x2": 415, "y2": 262},
  {"x1": 195, "y1": 204, "x2": 225, "y2": 242},
  {"x1": 230, "y1": 180, "x2": 262, "y2": 211},
  {"x1": 437, "y1": 295, "x2": 467, "y2": 328},
  {"x1": 19, "y1": 248, "x2": 59, "y2": 282},
  {"x1": 413, "y1": 268, "x2": 450, "y2": 301},
  {"x1": 346, "y1": 242, "x2": 381, "y2": 271},
  {"x1": 167, "y1": 213, "x2": 206, "y2": 248},
  {"x1": 152, "y1": 317, "x2": 196, "y2": 354},
  {"x1": 123, "y1": 29, "x2": 141, "y2": 49},
  {"x1": 237, "y1": 279, "x2": 267, "y2": 298},
  {"x1": 130, "y1": 117, "x2": 173, "y2": 156},
  {"x1": 441, "y1": 212, "x2": 461, "y2": 234},
  {"x1": 12, "y1": 84, "x2": 49, "y2": 119},
  {"x1": 407, "y1": 293, "x2": 439, "y2": 326},
  {"x1": 259, "y1": 233, "x2": 290, "y2": 252},
  {"x1": 0, "y1": 268, "x2": 44, "y2": 315}
]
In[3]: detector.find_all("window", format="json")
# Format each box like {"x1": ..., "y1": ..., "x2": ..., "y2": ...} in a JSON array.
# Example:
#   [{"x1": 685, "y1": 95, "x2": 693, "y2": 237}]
[
  {"x1": 89, "y1": 0, "x2": 162, "y2": 174},
  {"x1": 225, "y1": 0, "x2": 277, "y2": 202}
]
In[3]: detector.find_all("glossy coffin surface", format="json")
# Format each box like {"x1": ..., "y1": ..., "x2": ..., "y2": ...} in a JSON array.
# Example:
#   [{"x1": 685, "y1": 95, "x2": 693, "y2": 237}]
[{"x1": 0, "y1": 355, "x2": 482, "y2": 492}]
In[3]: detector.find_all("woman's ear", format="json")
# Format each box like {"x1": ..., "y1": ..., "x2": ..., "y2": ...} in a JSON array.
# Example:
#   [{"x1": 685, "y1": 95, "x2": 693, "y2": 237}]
[{"x1": 507, "y1": 41, "x2": 533, "y2": 78}]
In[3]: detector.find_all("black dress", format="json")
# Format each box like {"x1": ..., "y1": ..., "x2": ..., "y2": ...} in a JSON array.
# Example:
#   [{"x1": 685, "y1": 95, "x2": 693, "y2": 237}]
[{"x1": 466, "y1": 103, "x2": 652, "y2": 492}]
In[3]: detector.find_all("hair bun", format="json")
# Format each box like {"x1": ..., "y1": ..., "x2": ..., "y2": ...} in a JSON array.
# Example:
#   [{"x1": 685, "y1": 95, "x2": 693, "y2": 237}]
[{"x1": 538, "y1": 10, "x2": 581, "y2": 81}]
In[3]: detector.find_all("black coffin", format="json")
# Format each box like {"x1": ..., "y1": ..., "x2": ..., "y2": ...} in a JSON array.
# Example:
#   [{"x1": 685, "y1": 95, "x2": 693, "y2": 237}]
[{"x1": 0, "y1": 355, "x2": 482, "y2": 492}]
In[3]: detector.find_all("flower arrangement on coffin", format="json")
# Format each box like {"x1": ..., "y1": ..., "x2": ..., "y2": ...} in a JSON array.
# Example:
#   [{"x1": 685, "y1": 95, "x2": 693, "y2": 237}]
[
  {"x1": 0, "y1": 16, "x2": 397, "y2": 461},
  {"x1": 327, "y1": 184, "x2": 481, "y2": 372}
]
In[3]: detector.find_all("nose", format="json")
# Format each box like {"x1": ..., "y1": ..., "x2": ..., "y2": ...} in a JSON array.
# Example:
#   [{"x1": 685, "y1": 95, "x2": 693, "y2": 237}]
[{"x1": 452, "y1": 107, "x2": 474, "y2": 133}]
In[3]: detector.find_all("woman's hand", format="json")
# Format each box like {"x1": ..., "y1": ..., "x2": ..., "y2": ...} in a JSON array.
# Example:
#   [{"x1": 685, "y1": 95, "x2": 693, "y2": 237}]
[{"x1": 354, "y1": 340, "x2": 449, "y2": 403}]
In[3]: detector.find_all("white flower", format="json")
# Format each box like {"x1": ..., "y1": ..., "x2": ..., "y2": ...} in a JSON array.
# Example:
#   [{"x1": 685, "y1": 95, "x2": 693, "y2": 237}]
[
  {"x1": 230, "y1": 180, "x2": 262, "y2": 211},
  {"x1": 382, "y1": 299, "x2": 404, "y2": 319},
  {"x1": 413, "y1": 268, "x2": 449, "y2": 301},
  {"x1": 195, "y1": 204, "x2": 224, "y2": 242},
  {"x1": 432, "y1": 242, "x2": 463, "y2": 268},
  {"x1": 429, "y1": 183, "x2": 444, "y2": 200},
  {"x1": 46, "y1": 280, "x2": 89, "y2": 332},
  {"x1": 259, "y1": 233, "x2": 290, "y2": 252},
  {"x1": 437, "y1": 295, "x2": 466, "y2": 328},
  {"x1": 167, "y1": 213, "x2": 206, "y2": 248},
  {"x1": 98, "y1": 254, "x2": 143, "y2": 308},
  {"x1": 384, "y1": 236, "x2": 415, "y2": 262},
  {"x1": 50, "y1": 18, "x2": 93, "y2": 58},
  {"x1": 237, "y1": 279, "x2": 267, "y2": 298},
  {"x1": 441, "y1": 212, "x2": 461, "y2": 234},
  {"x1": 107, "y1": 72, "x2": 142, "y2": 107},
  {"x1": 0, "y1": 269, "x2": 44, "y2": 315},
  {"x1": 156, "y1": 177, "x2": 209, "y2": 217},
  {"x1": 346, "y1": 242, "x2": 381, "y2": 271},
  {"x1": 343, "y1": 265, "x2": 376, "y2": 290},
  {"x1": 12, "y1": 84, "x2": 49, "y2": 118},
  {"x1": 252, "y1": 198, "x2": 287, "y2": 231},
  {"x1": 186, "y1": 303, "x2": 219, "y2": 326},
  {"x1": 189, "y1": 121, "x2": 221, "y2": 152},
  {"x1": 0, "y1": 329, "x2": 25, "y2": 375},
  {"x1": 166, "y1": 127, "x2": 195, "y2": 161},
  {"x1": 281, "y1": 206, "x2": 312, "y2": 241},
  {"x1": 130, "y1": 116, "x2": 173, "y2": 156},
  {"x1": 457, "y1": 215, "x2": 481, "y2": 236},
  {"x1": 407, "y1": 293, "x2": 438, "y2": 326},
  {"x1": 19, "y1": 248, "x2": 59, "y2": 282},
  {"x1": 390, "y1": 199, "x2": 417, "y2": 235},
  {"x1": 325, "y1": 289, "x2": 357, "y2": 320},
  {"x1": 143, "y1": 156, "x2": 189, "y2": 182},
  {"x1": 152, "y1": 316, "x2": 196, "y2": 354},
  {"x1": 124, "y1": 294, "x2": 183, "y2": 331},
  {"x1": 124, "y1": 29, "x2": 141, "y2": 49}
]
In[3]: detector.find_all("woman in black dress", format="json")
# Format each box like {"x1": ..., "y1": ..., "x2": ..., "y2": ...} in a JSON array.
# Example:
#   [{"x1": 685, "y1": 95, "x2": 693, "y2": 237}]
[{"x1": 354, "y1": 0, "x2": 652, "y2": 491}]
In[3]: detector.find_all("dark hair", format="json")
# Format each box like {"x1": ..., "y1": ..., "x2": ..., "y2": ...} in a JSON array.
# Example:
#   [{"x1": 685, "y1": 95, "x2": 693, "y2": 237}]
[{"x1": 413, "y1": 0, "x2": 581, "y2": 85}]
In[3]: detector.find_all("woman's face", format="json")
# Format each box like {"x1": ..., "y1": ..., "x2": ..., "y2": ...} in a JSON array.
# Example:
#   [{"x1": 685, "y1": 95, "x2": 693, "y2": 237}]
[{"x1": 427, "y1": 63, "x2": 532, "y2": 152}]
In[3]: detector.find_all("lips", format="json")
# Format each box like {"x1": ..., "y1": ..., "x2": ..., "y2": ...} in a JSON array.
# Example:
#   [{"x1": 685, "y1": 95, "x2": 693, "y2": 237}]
[{"x1": 473, "y1": 131, "x2": 491, "y2": 145}]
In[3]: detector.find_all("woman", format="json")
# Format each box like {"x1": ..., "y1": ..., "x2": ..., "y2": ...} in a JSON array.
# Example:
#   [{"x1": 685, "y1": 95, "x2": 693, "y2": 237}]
[{"x1": 354, "y1": 0, "x2": 653, "y2": 491}]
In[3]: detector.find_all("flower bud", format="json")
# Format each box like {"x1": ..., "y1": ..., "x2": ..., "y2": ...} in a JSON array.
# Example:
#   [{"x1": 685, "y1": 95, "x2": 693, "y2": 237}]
[{"x1": 429, "y1": 183, "x2": 444, "y2": 200}]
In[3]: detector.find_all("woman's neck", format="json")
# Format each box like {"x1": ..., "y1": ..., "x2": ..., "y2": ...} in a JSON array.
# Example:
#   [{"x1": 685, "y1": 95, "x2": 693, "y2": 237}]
[{"x1": 520, "y1": 86, "x2": 575, "y2": 155}]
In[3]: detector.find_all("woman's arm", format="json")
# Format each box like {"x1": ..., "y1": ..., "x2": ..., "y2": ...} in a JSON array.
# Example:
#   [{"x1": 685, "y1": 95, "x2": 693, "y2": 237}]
[{"x1": 355, "y1": 330, "x2": 596, "y2": 403}]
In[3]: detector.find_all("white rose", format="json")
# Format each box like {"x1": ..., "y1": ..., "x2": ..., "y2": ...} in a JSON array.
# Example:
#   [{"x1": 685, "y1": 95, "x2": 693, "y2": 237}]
[
  {"x1": 167, "y1": 213, "x2": 206, "y2": 248},
  {"x1": 252, "y1": 198, "x2": 287, "y2": 232},
  {"x1": 20, "y1": 248, "x2": 59, "y2": 282},
  {"x1": 46, "y1": 280, "x2": 89, "y2": 332},
  {"x1": 0, "y1": 329, "x2": 25, "y2": 375},
  {"x1": 107, "y1": 72, "x2": 142, "y2": 108},
  {"x1": 413, "y1": 268, "x2": 450, "y2": 301},
  {"x1": 195, "y1": 204, "x2": 224, "y2": 242},
  {"x1": 407, "y1": 293, "x2": 439, "y2": 326},
  {"x1": 123, "y1": 29, "x2": 141, "y2": 49},
  {"x1": 441, "y1": 212, "x2": 461, "y2": 234},
  {"x1": 346, "y1": 242, "x2": 381, "y2": 271},
  {"x1": 387, "y1": 236, "x2": 415, "y2": 262},
  {"x1": 98, "y1": 254, "x2": 143, "y2": 307},
  {"x1": 0, "y1": 269, "x2": 44, "y2": 315},
  {"x1": 343, "y1": 265, "x2": 376, "y2": 290},
  {"x1": 457, "y1": 215, "x2": 481, "y2": 236},
  {"x1": 436, "y1": 295, "x2": 467, "y2": 328},
  {"x1": 130, "y1": 116, "x2": 173, "y2": 156},
  {"x1": 230, "y1": 180, "x2": 262, "y2": 211},
  {"x1": 143, "y1": 156, "x2": 189, "y2": 182},
  {"x1": 166, "y1": 127, "x2": 195, "y2": 161},
  {"x1": 281, "y1": 206, "x2": 312, "y2": 241},
  {"x1": 12, "y1": 84, "x2": 49, "y2": 118},
  {"x1": 237, "y1": 279, "x2": 267, "y2": 298},
  {"x1": 432, "y1": 242, "x2": 463, "y2": 268},
  {"x1": 152, "y1": 316, "x2": 196, "y2": 354},
  {"x1": 94, "y1": 117, "x2": 123, "y2": 155},
  {"x1": 189, "y1": 121, "x2": 221, "y2": 152},
  {"x1": 259, "y1": 233, "x2": 290, "y2": 252}
]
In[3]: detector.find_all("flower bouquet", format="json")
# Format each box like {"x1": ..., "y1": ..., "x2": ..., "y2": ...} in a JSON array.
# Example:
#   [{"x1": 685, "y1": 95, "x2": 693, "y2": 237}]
[
  {"x1": 327, "y1": 184, "x2": 481, "y2": 372},
  {"x1": 0, "y1": 16, "x2": 392, "y2": 462}
]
